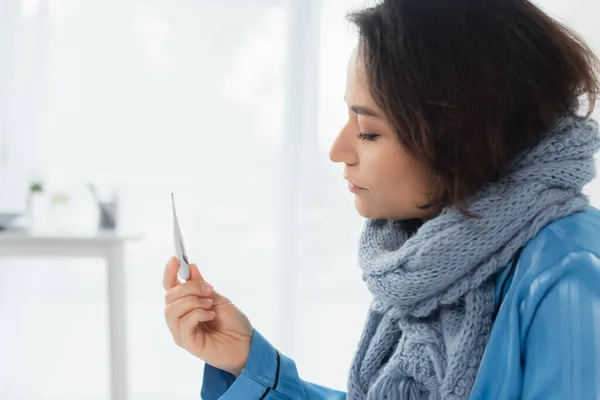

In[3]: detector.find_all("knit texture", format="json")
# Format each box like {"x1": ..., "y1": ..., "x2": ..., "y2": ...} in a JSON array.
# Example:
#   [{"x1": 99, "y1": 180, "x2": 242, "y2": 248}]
[{"x1": 347, "y1": 117, "x2": 600, "y2": 399}]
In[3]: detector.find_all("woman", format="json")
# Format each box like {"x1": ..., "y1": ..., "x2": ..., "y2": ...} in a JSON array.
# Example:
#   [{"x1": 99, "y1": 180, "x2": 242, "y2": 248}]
[{"x1": 163, "y1": 0, "x2": 600, "y2": 398}]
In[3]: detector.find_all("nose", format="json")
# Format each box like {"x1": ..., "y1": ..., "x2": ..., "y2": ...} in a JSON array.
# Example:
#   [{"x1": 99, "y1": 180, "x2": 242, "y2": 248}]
[{"x1": 329, "y1": 123, "x2": 358, "y2": 165}]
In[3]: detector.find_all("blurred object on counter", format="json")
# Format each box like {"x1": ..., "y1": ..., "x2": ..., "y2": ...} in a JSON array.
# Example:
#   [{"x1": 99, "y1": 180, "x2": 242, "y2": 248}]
[
  {"x1": 0, "y1": 212, "x2": 22, "y2": 231},
  {"x1": 49, "y1": 191, "x2": 71, "y2": 233},
  {"x1": 88, "y1": 183, "x2": 119, "y2": 231},
  {"x1": 27, "y1": 174, "x2": 52, "y2": 234},
  {"x1": 21, "y1": 171, "x2": 109, "y2": 235}
]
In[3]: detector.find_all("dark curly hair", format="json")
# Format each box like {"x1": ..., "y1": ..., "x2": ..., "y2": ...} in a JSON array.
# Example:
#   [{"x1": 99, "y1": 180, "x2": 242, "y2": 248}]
[{"x1": 348, "y1": 0, "x2": 600, "y2": 213}]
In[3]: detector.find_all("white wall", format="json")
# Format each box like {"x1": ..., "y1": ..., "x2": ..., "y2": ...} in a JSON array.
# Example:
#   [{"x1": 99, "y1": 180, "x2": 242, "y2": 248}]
[{"x1": 0, "y1": 1, "x2": 368, "y2": 399}]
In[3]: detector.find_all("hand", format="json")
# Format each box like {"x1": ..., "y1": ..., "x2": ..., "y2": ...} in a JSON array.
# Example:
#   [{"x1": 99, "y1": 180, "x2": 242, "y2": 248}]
[{"x1": 163, "y1": 257, "x2": 253, "y2": 376}]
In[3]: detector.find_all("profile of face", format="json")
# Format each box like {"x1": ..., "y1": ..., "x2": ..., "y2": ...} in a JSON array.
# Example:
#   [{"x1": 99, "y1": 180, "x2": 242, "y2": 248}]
[{"x1": 329, "y1": 46, "x2": 437, "y2": 221}]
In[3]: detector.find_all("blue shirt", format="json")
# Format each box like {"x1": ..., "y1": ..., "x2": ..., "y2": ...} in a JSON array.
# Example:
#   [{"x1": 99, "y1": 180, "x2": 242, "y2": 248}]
[{"x1": 201, "y1": 207, "x2": 600, "y2": 399}]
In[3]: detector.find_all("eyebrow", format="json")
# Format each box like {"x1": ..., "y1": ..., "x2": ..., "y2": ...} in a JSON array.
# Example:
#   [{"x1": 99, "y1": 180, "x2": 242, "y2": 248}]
[
  {"x1": 344, "y1": 96, "x2": 383, "y2": 119},
  {"x1": 350, "y1": 105, "x2": 383, "y2": 119}
]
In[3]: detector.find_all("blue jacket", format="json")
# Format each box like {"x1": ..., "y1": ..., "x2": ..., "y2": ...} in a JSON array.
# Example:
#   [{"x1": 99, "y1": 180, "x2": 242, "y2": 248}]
[{"x1": 201, "y1": 207, "x2": 600, "y2": 399}]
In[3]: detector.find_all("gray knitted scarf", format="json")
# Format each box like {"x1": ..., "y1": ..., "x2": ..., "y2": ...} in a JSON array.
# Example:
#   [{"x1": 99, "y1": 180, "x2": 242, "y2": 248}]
[{"x1": 347, "y1": 117, "x2": 600, "y2": 400}]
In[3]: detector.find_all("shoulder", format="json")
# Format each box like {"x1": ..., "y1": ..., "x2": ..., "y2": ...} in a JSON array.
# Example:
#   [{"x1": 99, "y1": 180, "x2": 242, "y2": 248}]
[
  {"x1": 509, "y1": 206, "x2": 600, "y2": 330},
  {"x1": 525, "y1": 206, "x2": 600, "y2": 265},
  {"x1": 507, "y1": 207, "x2": 600, "y2": 399},
  {"x1": 515, "y1": 206, "x2": 600, "y2": 279}
]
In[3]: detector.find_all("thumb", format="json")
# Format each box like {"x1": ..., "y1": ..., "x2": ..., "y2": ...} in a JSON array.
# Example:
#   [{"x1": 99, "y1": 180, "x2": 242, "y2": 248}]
[{"x1": 188, "y1": 263, "x2": 206, "y2": 282}]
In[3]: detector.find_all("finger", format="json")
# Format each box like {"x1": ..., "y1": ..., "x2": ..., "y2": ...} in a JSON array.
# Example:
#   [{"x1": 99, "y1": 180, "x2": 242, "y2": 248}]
[
  {"x1": 165, "y1": 295, "x2": 214, "y2": 319},
  {"x1": 188, "y1": 264, "x2": 225, "y2": 303},
  {"x1": 165, "y1": 279, "x2": 214, "y2": 305},
  {"x1": 180, "y1": 308, "x2": 216, "y2": 338},
  {"x1": 163, "y1": 257, "x2": 180, "y2": 291},
  {"x1": 188, "y1": 263, "x2": 205, "y2": 282},
  {"x1": 164, "y1": 296, "x2": 214, "y2": 340}
]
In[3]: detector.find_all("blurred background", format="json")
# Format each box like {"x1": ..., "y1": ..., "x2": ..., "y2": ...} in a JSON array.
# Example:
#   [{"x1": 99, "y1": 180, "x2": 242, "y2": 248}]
[{"x1": 0, "y1": 0, "x2": 599, "y2": 399}]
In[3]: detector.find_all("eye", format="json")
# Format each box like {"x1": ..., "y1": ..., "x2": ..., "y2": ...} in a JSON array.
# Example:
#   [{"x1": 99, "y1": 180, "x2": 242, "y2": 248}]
[{"x1": 357, "y1": 133, "x2": 379, "y2": 141}]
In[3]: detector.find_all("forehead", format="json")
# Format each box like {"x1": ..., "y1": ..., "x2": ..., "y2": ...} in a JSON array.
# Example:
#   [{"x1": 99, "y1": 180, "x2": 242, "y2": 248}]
[{"x1": 346, "y1": 46, "x2": 375, "y2": 105}]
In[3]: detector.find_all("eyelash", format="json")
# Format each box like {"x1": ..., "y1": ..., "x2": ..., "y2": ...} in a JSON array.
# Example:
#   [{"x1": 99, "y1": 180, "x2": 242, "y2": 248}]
[{"x1": 357, "y1": 133, "x2": 379, "y2": 141}]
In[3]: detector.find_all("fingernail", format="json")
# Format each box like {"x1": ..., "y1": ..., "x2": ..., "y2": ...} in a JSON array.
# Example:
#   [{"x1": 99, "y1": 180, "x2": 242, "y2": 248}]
[
  {"x1": 200, "y1": 298, "x2": 213, "y2": 306},
  {"x1": 207, "y1": 311, "x2": 216, "y2": 318},
  {"x1": 202, "y1": 284, "x2": 213, "y2": 293}
]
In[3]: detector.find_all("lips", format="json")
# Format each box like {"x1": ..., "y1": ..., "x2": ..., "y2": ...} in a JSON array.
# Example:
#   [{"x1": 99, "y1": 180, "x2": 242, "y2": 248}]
[
  {"x1": 346, "y1": 179, "x2": 367, "y2": 192},
  {"x1": 345, "y1": 177, "x2": 365, "y2": 189}
]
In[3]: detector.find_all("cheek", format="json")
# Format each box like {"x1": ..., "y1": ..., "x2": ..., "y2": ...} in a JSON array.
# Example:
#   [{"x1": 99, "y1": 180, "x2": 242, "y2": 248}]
[
  {"x1": 370, "y1": 149, "x2": 429, "y2": 203},
  {"x1": 354, "y1": 146, "x2": 433, "y2": 219},
  {"x1": 369, "y1": 150, "x2": 412, "y2": 188}
]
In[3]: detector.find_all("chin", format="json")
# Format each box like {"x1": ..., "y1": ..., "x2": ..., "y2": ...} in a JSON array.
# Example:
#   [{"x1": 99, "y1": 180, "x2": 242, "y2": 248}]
[
  {"x1": 354, "y1": 197, "x2": 385, "y2": 219},
  {"x1": 354, "y1": 197, "x2": 423, "y2": 220}
]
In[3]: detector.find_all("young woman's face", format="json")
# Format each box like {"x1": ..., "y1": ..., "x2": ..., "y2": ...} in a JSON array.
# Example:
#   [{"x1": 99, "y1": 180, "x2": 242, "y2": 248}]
[{"x1": 329, "y1": 47, "x2": 438, "y2": 221}]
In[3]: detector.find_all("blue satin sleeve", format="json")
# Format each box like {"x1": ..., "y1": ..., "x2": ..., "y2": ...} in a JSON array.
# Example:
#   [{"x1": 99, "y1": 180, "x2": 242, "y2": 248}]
[
  {"x1": 201, "y1": 329, "x2": 347, "y2": 399},
  {"x1": 521, "y1": 251, "x2": 600, "y2": 399}
]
